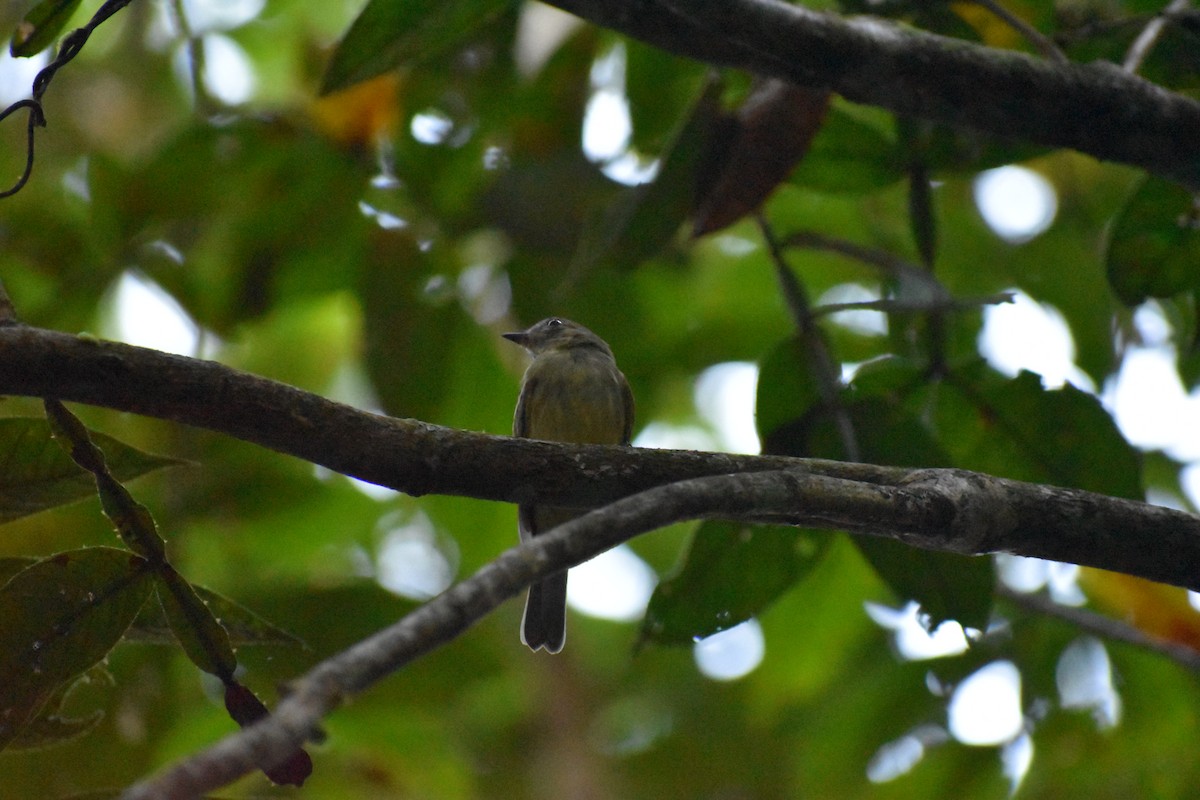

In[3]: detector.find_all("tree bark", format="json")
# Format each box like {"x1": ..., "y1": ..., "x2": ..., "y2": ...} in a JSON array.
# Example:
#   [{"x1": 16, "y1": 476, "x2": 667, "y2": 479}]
[
  {"x1": 2, "y1": 323, "x2": 1198, "y2": 591},
  {"x1": 543, "y1": 0, "x2": 1200, "y2": 189}
]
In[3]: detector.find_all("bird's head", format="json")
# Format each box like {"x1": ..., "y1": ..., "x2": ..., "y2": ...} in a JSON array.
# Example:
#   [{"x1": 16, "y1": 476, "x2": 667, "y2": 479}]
[{"x1": 502, "y1": 317, "x2": 613, "y2": 357}]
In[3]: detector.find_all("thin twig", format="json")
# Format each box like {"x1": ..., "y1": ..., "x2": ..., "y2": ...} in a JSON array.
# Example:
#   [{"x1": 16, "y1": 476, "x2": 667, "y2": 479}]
[
  {"x1": 812, "y1": 292, "x2": 1015, "y2": 318},
  {"x1": 168, "y1": 0, "x2": 214, "y2": 115},
  {"x1": 783, "y1": 228, "x2": 1006, "y2": 377},
  {"x1": 756, "y1": 214, "x2": 861, "y2": 461},
  {"x1": 999, "y1": 585, "x2": 1200, "y2": 671},
  {"x1": 0, "y1": 278, "x2": 19, "y2": 325},
  {"x1": 970, "y1": 0, "x2": 1069, "y2": 63},
  {"x1": 1124, "y1": 0, "x2": 1193, "y2": 73},
  {"x1": 1053, "y1": 13, "x2": 1152, "y2": 48},
  {"x1": 897, "y1": 118, "x2": 950, "y2": 373},
  {"x1": 0, "y1": 100, "x2": 45, "y2": 199},
  {"x1": 782, "y1": 229, "x2": 948, "y2": 297}
]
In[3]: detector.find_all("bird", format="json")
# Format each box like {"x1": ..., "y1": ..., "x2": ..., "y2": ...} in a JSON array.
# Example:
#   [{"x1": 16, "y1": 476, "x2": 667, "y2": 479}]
[{"x1": 502, "y1": 317, "x2": 634, "y2": 653}]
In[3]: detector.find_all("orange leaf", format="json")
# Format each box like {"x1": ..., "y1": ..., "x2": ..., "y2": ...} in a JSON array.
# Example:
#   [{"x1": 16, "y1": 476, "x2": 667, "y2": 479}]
[
  {"x1": 309, "y1": 73, "x2": 402, "y2": 148},
  {"x1": 1080, "y1": 568, "x2": 1200, "y2": 651},
  {"x1": 692, "y1": 80, "x2": 830, "y2": 236}
]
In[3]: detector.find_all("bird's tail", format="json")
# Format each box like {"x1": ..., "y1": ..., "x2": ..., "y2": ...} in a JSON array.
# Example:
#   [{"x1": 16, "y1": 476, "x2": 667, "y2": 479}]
[{"x1": 521, "y1": 570, "x2": 568, "y2": 653}]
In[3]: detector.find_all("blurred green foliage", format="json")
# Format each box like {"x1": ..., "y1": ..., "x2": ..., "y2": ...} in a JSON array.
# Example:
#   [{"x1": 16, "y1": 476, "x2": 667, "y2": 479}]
[{"x1": 1, "y1": 0, "x2": 1199, "y2": 797}]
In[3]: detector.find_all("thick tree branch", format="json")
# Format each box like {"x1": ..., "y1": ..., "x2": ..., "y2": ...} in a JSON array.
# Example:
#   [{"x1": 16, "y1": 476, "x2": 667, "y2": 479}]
[
  {"x1": 0, "y1": 323, "x2": 904, "y2": 502},
  {"x1": 2, "y1": 324, "x2": 1199, "y2": 590},
  {"x1": 543, "y1": 0, "x2": 1200, "y2": 189}
]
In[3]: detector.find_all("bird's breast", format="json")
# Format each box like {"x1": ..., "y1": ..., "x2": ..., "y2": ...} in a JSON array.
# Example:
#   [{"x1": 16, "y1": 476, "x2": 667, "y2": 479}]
[{"x1": 521, "y1": 351, "x2": 629, "y2": 445}]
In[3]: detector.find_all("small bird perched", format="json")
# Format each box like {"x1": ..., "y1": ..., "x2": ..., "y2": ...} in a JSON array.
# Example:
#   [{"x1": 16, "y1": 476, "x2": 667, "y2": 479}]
[{"x1": 502, "y1": 317, "x2": 634, "y2": 653}]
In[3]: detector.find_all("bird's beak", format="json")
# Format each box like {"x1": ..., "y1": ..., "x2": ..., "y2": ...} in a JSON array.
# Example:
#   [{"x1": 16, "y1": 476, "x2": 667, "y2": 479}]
[{"x1": 502, "y1": 330, "x2": 529, "y2": 346}]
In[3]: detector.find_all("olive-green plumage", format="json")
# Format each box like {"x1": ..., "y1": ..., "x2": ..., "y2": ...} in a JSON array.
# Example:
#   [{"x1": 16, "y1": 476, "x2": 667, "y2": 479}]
[{"x1": 503, "y1": 317, "x2": 634, "y2": 653}]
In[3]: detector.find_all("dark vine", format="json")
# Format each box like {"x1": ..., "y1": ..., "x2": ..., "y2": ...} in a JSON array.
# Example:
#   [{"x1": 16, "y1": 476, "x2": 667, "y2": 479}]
[{"x1": 0, "y1": 0, "x2": 136, "y2": 199}]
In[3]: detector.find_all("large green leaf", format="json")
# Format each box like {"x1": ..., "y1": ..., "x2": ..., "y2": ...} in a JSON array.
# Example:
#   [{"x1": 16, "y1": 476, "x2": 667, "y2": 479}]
[
  {"x1": 754, "y1": 335, "x2": 829, "y2": 452},
  {"x1": 572, "y1": 75, "x2": 718, "y2": 272},
  {"x1": 624, "y1": 38, "x2": 710, "y2": 154},
  {"x1": 322, "y1": 0, "x2": 516, "y2": 94},
  {"x1": 0, "y1": 556, "x2": 33, "y2": 585},
  {"x1": 758, "y1": 348, "x2": 995, "y2": 631},
  {"x1": 360, "y1": 229, "x2": 468, "y2": 423},
  {"x1": 0, "y1": 418, "x2": 180, "y2": 524},
  {"x1": 642, "y1": 521, "x2": 830, "y2": 645},
  {"x1": 91, "y1": 120, "x2": 372, "y2": 335},
  {"x1": 1105, "y1": 175, "x2": 1200, "y2": 306},
  {"x1": 0, "y1": 548, "x2": 152, "y2": 751},
  {"x1": 836, "y1": 394, "x2": 994, "y2": 632},
  {"x1": 128, "y1": 582, "x2": 302, "y2": 649},
  {"x1": 4, "y1": 663, "x2": 110, "y2": 751},
  {"x1": 6, "y1": 707, "x2": 104, "y2": 750},
  {"x1": 929, "y1": 366, "x2": 1143, "y2": 499},
  {"x1": 854, "y1": 536, "x2": 993, "y2": 631},
  {"x1": 789, "y1": 102, "x2": 904, "y2": 194}
]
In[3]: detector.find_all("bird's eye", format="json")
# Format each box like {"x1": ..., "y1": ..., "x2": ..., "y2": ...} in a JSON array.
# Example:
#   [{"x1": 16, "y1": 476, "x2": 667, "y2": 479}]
[{"x1": 547, "y1": 318, "x2": 563, "y2": 327}]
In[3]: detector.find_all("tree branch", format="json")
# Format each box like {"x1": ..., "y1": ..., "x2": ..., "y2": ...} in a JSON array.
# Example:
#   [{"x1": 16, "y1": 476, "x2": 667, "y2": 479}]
[
  {"x1": 757, "y1": 213, "x2": 861, "y2": 462},
  {"x1": 4, "y1": 322, "x2": 1200, "y2": 794},
  {"x1": 0, "y1": 323, "x2": 903, "y2": 503},
  {"x1": 998, "y1": 585, "x2": 1200, "y2": 671},
  {"x1": 117, "y1": 470, "x2": 863, "y2": 798},
  {"x1": 2, "y1": 323, "x2": 1199, "y2": 589},
  {"x1": 542, "y1": 0, "x2": 1200, "y2": 189},
  {"x1": 969, "y1": 0, "x2": 1068, "y2": 64},
  {"x1": 114, "y1": 465, "x2": 1191, "y2": 797},
  {"x1": 1123, "y1": 0, "x2": 1194, "y2": 73}
]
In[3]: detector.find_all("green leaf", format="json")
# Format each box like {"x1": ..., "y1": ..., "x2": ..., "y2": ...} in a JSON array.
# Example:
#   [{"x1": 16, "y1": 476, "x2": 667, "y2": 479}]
[
  {"x1": 624, "y1": 39, "x2": 710, "y2": 154},
  {"x1": 839, "y1": 395, "x2": 994, "y2": 631},
  {"x1": 7, "y1": 709, "x2": 103, "y2": 750},
  {"x1": 642, "y1": 521, "x2": 830, "y2": 646},
  {"x1": 0, "y1": 548, "x2": 152, "y2": 751},
  {"x1": 93, "y1": 119, "x2": 373, "y2": 335},
  {"x1": 759, "y1": 349, "x2": 995, "y2": 632},
  {"x1": 854, "y1": 537, "x2": 993, "y2": 631},
  {"x1": 127, "y1": 583, "x2": 303, "y2": 649},
  {"x1": 755, "y1": 335, "x2": 828, "y2": 449},
  {"x1": 932, "y1": 367, "x2": 1143, "y2": 499},
  {"x1": 154, "y1": 566, "x2": 238, "y2": 681},
  {"x1": 571, "y1": 74, "x2": 718, "y2": 272},
  {"x1": 321, "y1": 0, "x2": 516, "y2": 94},
  {"x1": 0, "y1": 556, "x2": 34, "y2": 586},
  {"x1": 9, "y1": 0, "x2": 81, "y2": 57},
  {"x1": 788, "y1": 103, "x2": 904, "y2": 194},
  {"x1": 1105, "y1": 175, "x2": 1200, "y2": 306},
  {"x1": 0, "y1": 418, "x2": 181, "y2": 525},
  {"x1": 5, "y1": 662, "x2": 110, "y2": 751},
  {"x1": 923, "y1": 126, "x2": 1047, "y2": 174},
  {"x1": 360, "y1": 230, "x2": 468, "y2": 423}
]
